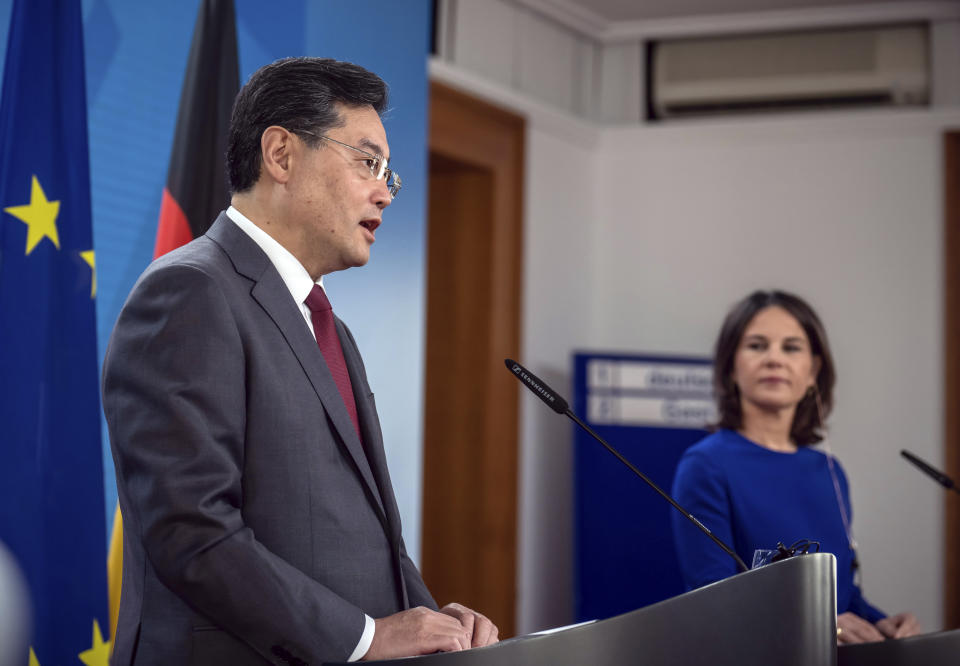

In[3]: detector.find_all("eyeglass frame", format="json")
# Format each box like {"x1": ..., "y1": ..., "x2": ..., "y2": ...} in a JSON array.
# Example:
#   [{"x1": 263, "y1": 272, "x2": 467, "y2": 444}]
[{"x1": 296, "y1": 129, "x2": 401, "y2": 198}]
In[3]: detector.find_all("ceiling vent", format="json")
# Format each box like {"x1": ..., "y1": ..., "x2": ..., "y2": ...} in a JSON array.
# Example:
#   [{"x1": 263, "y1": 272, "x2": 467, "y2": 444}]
[{"x1": 650, "y1": 24, "x2": 929, "y2": 119}]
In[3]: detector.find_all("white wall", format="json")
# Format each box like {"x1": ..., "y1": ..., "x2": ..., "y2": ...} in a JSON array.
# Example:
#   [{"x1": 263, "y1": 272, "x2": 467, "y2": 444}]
[
  {"x1": 594, "y1": 109, "x2": 957, "y2": 631},
  {"x1": 437, "y1": 0, "x2": 600, "y2": 120},
  {"x1": 517, "y1": 122, "x2": 601, "y2": 632}
]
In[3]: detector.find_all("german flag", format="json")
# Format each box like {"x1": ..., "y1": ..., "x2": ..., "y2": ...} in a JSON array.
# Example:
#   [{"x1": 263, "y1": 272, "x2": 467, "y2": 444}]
[
  {"x1": 155, "y1": 0, "x2": 240, "y2": 256},
  {"x1": 108, "y1": 0, "x2": 239, "y2": 643}
]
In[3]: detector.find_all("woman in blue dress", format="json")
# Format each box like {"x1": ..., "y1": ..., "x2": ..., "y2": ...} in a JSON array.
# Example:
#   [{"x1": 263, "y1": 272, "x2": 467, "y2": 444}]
[{"x1": 671, "y1": 290, "x2": 920, "y2": 644}]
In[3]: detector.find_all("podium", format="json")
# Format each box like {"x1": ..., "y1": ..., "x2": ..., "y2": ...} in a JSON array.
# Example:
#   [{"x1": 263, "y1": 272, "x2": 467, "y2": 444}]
[
  {"x1": 838, "y1": 628, "x2": 960, "y2": 665},
  {"x1": 339, "y1": 553, "x2": 837, "y2": 666}
]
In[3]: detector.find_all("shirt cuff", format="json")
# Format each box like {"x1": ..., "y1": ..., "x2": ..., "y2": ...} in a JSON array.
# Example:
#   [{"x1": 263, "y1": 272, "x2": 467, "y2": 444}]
[{"x1": 347, "y1": 614, "x2": 375, "y2": 662}]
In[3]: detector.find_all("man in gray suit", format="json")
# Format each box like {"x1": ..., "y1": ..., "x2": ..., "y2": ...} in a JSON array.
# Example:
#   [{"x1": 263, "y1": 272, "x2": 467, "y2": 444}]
[{"x1": 102, "y1": 57, "x2": 497, "y2": 665}]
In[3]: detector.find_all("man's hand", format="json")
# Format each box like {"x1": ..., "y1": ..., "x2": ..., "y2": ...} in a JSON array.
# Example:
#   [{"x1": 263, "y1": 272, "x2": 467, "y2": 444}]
[
  {"x1": 875, "y1": 612, "x2": 921, "y2": 640},
  {"x1": 363, "y1": 607, "x2": 471, "y2": 660},
  {"x1": 439, "y1": 602, "x2": 499, "y2": 648},
  {"x1": 837, "y1": 612, "x2": 885, "y2": 644}
]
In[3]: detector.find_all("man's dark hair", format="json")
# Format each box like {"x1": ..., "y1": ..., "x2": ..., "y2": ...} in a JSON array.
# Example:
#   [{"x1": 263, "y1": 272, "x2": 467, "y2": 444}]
[
  {"x1": 712, "y1": 289, "x2": 836, "y2": 446},
  {"x1": 227, "y1": 57, "x2": 388, "y2": 193}
]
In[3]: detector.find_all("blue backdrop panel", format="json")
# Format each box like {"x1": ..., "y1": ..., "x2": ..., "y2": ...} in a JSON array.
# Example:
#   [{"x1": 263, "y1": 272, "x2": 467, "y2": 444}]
[
  {"x1": 0, "y1": 0, "x2": 432, "y2": 557},
  {"x1": 573, "y1": 351, "x2": 713, "y2": 622}
]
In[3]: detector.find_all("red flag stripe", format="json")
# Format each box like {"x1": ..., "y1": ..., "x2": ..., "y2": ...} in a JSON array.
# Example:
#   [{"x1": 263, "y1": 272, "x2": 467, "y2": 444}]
[{"x1": 154, "y1": 187, "x2": 194, "y2": 259}]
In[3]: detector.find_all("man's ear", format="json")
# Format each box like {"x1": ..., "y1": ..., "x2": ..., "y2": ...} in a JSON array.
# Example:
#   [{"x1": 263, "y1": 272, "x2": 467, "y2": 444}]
[{"x1": 260, "y1": 126, "x2": 293, "y2": 184}]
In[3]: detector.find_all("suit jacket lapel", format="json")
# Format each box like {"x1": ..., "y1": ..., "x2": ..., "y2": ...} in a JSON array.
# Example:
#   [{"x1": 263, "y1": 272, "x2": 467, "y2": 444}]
[
  {"x1": 205, "y1": 214, "x2": 387, "y2": 523},
  {"x1": 336, "y1": 318, "x2": 401, "y2": 545},
  {"x1": 337, "y1": 319, "x2": 408, "y2": 608}
]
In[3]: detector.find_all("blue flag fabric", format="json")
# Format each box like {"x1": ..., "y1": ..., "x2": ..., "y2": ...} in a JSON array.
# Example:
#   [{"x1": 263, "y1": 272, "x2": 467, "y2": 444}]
[{"x1": 0, "y1": 0, "x2": 110, "y2": 663}]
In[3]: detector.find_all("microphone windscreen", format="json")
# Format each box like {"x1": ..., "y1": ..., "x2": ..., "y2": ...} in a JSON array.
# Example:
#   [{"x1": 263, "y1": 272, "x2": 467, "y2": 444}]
[{"x1": 504, "y1": 358, "x2": 569, "y2": 414}]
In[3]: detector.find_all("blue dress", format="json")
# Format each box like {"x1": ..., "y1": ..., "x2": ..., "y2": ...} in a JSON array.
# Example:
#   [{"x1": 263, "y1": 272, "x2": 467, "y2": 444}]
[{"x1": 671, "y1": 429, "x2": 885, "y2": 622}]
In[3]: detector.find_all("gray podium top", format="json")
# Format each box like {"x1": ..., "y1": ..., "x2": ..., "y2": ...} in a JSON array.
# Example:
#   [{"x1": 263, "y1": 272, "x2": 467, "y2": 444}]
[{"x1": 334, "y1": 553, "x2": 837, "y2": 666}]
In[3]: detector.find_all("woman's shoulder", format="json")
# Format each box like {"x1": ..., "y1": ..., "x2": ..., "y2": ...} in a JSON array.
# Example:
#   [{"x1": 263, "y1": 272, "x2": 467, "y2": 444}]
[{"x1": 677, "y1": 430, "x2": 745, "y2": 477}]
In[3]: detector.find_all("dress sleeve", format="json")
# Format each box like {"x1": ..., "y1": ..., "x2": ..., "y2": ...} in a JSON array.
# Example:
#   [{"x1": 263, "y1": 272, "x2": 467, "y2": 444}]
[
  {"x1": 847, "y1": 584, "x2": 887, "y2": 623},
  {"x1": 834, "y1": 461, "x2": 887, "y2": 623},
  {"x1": 671, "y1": 447, "x2": 738, "y2": 590}
]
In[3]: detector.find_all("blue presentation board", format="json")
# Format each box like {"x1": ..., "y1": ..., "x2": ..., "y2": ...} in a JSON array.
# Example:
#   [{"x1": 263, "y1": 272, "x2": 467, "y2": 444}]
[{"x1": 573, "y1": 351, "x2": 715, "y2": 622}]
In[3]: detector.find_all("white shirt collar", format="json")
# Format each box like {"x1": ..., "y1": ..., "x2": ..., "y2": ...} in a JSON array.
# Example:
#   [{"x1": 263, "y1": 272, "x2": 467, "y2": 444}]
[{"x1": 225, "y1": 205, "x2": 323, "y2": 309}]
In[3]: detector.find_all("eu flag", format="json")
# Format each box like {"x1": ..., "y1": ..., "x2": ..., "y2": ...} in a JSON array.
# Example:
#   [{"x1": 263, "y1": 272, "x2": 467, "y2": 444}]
[{"x1": 0, "y1": 0, "x2": 110, "y2": 663}]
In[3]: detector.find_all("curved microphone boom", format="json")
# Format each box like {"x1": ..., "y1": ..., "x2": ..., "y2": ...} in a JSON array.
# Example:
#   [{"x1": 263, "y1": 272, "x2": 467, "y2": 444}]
[{"x1": 505, "y1": 358, "x2": 749, "y2": 573}]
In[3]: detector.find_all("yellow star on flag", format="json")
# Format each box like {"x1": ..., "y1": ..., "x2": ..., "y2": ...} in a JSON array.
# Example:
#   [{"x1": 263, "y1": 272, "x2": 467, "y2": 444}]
[
  {"x1": 80, "y1": 250, "x2": 96, "y2": 298},
  {"x1": 4, "y1": 175, "x2": 61, "y2": 255},
  {"x1": 78, "y1": 619, "x2": 111, "y2": 666},
  {"x1": 28, "y1": 647, "x2": 39, "y2": 666}
]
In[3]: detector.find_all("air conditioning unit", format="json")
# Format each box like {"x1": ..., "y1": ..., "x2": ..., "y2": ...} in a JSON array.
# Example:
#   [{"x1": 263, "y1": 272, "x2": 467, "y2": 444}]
[{"x1": 651, "y1": 24, "x2": 929, "y2": 119}]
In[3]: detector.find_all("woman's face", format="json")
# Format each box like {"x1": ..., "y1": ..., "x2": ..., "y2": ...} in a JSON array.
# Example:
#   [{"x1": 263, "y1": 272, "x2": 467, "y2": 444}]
[{"x1": 731, "y1": 305, "x2": 820, "y2": 414}]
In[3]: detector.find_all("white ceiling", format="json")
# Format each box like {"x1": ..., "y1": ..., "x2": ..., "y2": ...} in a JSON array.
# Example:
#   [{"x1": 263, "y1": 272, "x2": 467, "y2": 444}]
[{"x1": 553, "y1": 0, "x2": 945, "y2": 22}]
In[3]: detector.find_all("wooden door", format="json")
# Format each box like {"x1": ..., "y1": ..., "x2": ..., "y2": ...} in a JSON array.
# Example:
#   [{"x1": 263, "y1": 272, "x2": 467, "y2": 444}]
[{"x1": 420, "y1": 82, "x2": 525, "y2": 637}]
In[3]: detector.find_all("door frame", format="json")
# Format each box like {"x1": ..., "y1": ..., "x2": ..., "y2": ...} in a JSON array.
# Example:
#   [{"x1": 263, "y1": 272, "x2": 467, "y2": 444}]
[{"x1": 944, "y1": 130, "x2": 960, "y2": 629}]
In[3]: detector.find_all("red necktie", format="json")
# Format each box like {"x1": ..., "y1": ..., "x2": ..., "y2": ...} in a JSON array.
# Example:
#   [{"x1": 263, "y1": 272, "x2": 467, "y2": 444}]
[{"x1": 305, "y1": 285, "x2": 361, "y2": 440}]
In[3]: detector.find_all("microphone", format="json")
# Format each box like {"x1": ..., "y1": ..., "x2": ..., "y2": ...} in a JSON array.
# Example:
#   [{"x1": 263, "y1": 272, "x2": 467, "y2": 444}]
[
  {"x1": 505, "y1": 358, "x2": 749, "y2": 573},
  {"x1": 901, "y1": 449, "x2": 960, "y2": 494}
]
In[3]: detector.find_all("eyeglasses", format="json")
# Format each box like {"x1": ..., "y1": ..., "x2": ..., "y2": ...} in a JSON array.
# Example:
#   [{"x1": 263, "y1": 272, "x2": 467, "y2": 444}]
[{"x1": 298, "y1": 130, "x2": 401, "y2": 198}]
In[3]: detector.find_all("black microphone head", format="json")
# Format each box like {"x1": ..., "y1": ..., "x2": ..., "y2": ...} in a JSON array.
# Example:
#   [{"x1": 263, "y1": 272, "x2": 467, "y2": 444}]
[
  {"x1": 901, "y1": 449, "x2": 955, "y2": 489},
  {"x1": 901, "y1": 449, "x2": 919, "y2": 465},
  {"x1": 504, "y1": 358, "x2": 569, "y2": 414}
]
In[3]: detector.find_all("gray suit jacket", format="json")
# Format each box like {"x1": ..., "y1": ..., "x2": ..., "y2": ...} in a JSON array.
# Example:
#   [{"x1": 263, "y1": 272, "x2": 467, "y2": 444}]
[{"x1": 102, "y1": 213, "x2": 436, "y2": 666}]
